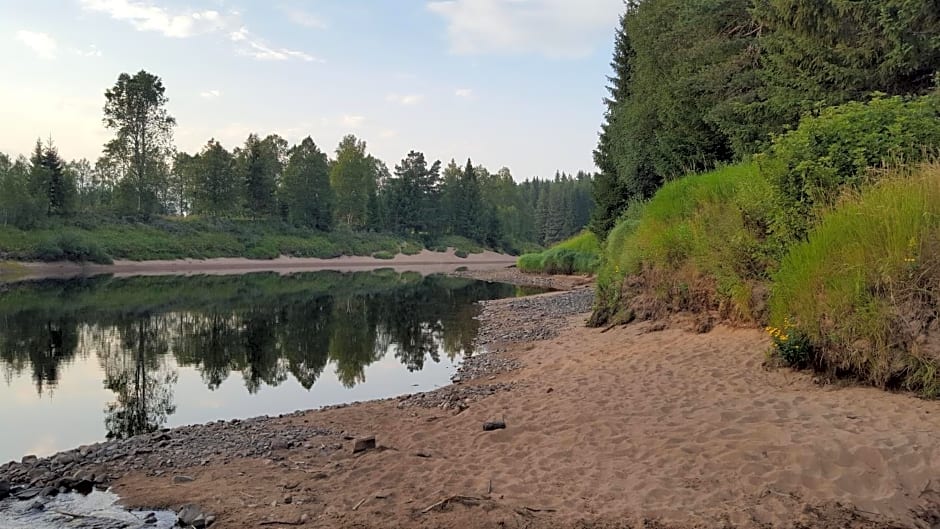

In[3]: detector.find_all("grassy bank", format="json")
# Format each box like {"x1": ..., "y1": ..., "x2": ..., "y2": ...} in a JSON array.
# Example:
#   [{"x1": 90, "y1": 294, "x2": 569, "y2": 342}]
[
  {"x1": 0, "y1": 216, "x2": 492, "y2": 264},
  {"x1": 592, "y1": 93, "x2": 940, "y2": 396},
  {"x1": 517, "y1": 231, "x2": 601, "y2": 275}
]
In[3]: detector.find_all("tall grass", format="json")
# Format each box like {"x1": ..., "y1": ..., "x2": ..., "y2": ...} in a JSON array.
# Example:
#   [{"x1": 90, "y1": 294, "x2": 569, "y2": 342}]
[
  {"x1": 770, "y1": 164, "x2": 940, "y2": 396},
  {"x1": 592, "y1": 163, "x2": 778, "y2": 325},
  {"x1": 517, "y1": 231, "x2": 601, "y2": 275}
]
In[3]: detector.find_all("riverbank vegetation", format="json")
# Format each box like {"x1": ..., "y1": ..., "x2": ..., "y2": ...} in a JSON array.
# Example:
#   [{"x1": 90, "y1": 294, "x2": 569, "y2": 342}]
[
  {"x1": 0, "y1": 72, "x2": 593, "y2": 263},
  {"x1": 517, "y1": 231, "x2": 601, "y2": 275},
  {"x1": 590, "y1": 0, "x2": 940, "y2": 395}
]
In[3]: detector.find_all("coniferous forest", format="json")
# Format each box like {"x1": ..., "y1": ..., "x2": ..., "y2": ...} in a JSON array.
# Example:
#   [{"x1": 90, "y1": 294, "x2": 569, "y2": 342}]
[{"x1": 0, "y1": 71, "x2": 593, "y2": 262}]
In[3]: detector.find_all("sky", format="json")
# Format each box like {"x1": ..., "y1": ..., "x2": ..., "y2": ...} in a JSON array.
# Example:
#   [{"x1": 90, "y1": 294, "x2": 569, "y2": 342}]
[{"x1": 0, "y1": 0, "x2": 622, "y2": 181}]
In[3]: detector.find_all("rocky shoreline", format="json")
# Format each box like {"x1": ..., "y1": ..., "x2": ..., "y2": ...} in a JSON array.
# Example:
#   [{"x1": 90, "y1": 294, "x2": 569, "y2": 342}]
[{"x1": 0, "y1": 269, "x2": 587, "y2": 528}]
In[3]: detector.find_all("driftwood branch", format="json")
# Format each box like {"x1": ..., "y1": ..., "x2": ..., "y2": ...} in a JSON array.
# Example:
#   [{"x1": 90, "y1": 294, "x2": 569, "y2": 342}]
[
  {"x1": 352, "y1": 497, "x2": 367, "y2": 511},
  {"x1": 259, "y1": 519, "x2": 305, "y2": 526},
  {"x1": 421, "y1": 495, "x2": 483, "y2": 514}
]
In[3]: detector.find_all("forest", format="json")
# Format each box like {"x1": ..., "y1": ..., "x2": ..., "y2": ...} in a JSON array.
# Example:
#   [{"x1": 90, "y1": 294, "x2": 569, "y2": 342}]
[
  {"x1": 0, "y1": 71, "x2": 593, "y2": 262},
  {"x1": 585, "y1": 0, "x2": 940, "y2": 397}
]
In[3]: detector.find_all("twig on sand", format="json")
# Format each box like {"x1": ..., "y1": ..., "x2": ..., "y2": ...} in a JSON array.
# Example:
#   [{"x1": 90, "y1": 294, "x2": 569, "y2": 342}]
[
  {"x1": 259, "y1": 519, "x2": 305, "y2": 526},
  {"x1": 523, "y1": 506, "x2": 557, "y2": 513},
  {"x1": 421, "y1": 495, "x2": 483, "y2": 514},
  {"x1": 353, "y1": 497, "x2": 367, "y2": 511},
  {"x1": 53, "y1": 510, "x2": 92, "y2": 519}
]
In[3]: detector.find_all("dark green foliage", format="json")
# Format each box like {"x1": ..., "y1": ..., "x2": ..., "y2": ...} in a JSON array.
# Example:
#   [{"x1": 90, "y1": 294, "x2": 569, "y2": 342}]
[
  {"x1": 190, "y1": 139, "x2": 239, "y2": 217},
  {"x1": 593, "y1": 0, "x2": 940, "y2": 236},
  {"x1": 280, "y1": 137, "x2": 333, "y2": 230},
  {"x1": 35, "y1": 232, "x2": 112, "y2": 264},
  {"x1": 102, "y1": 70, "x2": 176, "y2": 215},
  {"x1": 29, "y1": 139, "x2": 75, "y2": 216},
  {"x1": 760, "y1": 92, "x2": 940, "y2": 240},
  {"x1": 238, "y1": 133, "x2": 284, "y2": 218},
  {"x1": 383, "y1": 151, "x2": 441, "y2": 235}
]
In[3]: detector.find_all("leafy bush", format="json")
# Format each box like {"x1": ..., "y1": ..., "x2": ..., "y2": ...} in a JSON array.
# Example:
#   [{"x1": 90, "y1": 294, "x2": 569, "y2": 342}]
[
  {"x1": 454, "y1": 250, "x2": 469, "y2": 258},
  {"x1": 36, "y1": 232, "x2": 113, "y2": 264},
  {"x1": 770, "y1": 164, "x2": 940, "y2": 396},
  {"x1": 372, "y1": 250, "x2": 394, "y2": 260},
  {"x1": 760, "y1": 92, "x2": 940, "y2": 240}
]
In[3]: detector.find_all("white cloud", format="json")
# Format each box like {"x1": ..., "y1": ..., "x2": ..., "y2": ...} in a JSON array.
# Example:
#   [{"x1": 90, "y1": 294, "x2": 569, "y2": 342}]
[
  {"x1": 16, "y1": 30, "x2": 57, "y2": 60},
  {"x1": 200, "y1": 89, "x2": 221, "y2": 99},
  {"x1": 427, "y1": 0, "x2": 622, "y2": 58},
  {"x1": 455, "y1": 88, "x2": 473, "y2": 98},
  {"x1": 386, "y1": 93, "x2": 424, "y2": 106},
  {"x1": 70, "y1": 44, "x2": 102, "y2": 57},
  {"x1": 79, "y1": 0, "x2": 228, "y2": 38},
  {"x1": 79, "y1": 0, "x2": 317, "y2": 62},
  {"x1": 230, "y1": 28, "x2": 318, "y2": 62},
  {"x1": 342, "y1": 115, "x2": 365, "y2": 128},
  {"x1": 285, "y1": 7, "x2": 327, "y2": 29}
]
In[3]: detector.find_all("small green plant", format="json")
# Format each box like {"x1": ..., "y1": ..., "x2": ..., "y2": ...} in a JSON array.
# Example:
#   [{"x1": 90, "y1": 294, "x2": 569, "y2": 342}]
[
  {"x1": 372, "y1": 250, "x2": 394, "y2": 260},
  {"x1": 766, "y1": 318, "x2": 812, "y2": 367},
  {"x1": 454, "y1": 249, "x2": 468, "y2": 258}
]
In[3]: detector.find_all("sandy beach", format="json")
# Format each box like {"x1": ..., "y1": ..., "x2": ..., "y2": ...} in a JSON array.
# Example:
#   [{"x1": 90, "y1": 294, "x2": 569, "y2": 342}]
[
  {"x1": 2, "y1": 249, "x2": 518, "y2": 281},
  {"x1": 2, "y1": 273, "x2": 939, "y2": 528}
]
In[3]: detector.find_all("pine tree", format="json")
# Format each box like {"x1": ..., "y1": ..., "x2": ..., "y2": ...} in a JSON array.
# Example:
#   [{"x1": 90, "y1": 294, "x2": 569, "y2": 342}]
[
  {"x1": 239, "y1": 133, "x2": 281, "y2": 218},
  {"x1": 191, "y1": 139, "x2": 238, "y2": 216}
]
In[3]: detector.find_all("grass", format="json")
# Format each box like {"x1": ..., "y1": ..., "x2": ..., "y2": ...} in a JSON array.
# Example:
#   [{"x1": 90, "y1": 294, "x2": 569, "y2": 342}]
[
  {"x1": 0, "y1": 216, "x2": 437, "y2": 263},
  {"x1": 769, "y1": 163, "x2": 940, "y2": 396},
  {"x1": 517, "y1": 231, "x2": 601, "y2": 275},
  {"x1": 592, "y1": 162, "x2": 778, "y2": 325}
]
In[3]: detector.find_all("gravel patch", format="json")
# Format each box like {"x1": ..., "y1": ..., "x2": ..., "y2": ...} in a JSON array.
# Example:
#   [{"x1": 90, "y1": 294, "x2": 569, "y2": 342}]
[
  {"x1": 474, "y1": 288, "x2": 595, "y2": 352},
  {"x1": 0, "y1": 413, "x2": 339, "y2": 495}
]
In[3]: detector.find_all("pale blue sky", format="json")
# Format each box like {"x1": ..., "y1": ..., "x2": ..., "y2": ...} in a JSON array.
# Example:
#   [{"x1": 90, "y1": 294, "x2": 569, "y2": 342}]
[{"x1": 1, "y1": 0, "x2": 622, "y2": 180}]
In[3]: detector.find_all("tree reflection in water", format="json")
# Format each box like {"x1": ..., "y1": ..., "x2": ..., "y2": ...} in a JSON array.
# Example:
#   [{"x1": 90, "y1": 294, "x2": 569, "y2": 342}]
[{"x1": 0, "y1": 271, "x2": 535, "y2": 438}]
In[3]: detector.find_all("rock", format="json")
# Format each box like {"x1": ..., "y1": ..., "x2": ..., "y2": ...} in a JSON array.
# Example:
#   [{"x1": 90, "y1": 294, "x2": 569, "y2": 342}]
[
  {"x1": 143, "y1": 512, "x2": 158, "y2": 525},
  {"x1": 414, "y1": 451, "x2": 432, "y2": 458},
  {"x1": 352, "y1": 436, "x2": 376, "y2": 454},
  {"x1": 28, "y1": 499, "x2": 46, "y2": 512},
  {"x1": 173, "y1": 475, "x2": 195, "y2": 484},
  {"x1": 21, "y1": 455, "x2": 37, "y2": 465},
  {"x1": 375, "y1": 490, "x2": 393, "y2": 499},
  {"x1": 73, "y1": 479, "x2": 95, "y2": 495},
  {"x1": 483, "y1": 420, "x2": 506, "y2": 431},
  {"x1": 178, "y1": 503, "x2": 208, "y2": 527},
  {"x1": 14, "y1": 487, "x2": 43, "y2": 500},
  {"x1": 40, "y1": 485, "x2": 58, "y2": 497},
  {"x1": 0, "y1": 480, "x2": 9, "y2": 500},
  {"x1": 283, "y1": 495, "x2": 293, "y2": 504}
]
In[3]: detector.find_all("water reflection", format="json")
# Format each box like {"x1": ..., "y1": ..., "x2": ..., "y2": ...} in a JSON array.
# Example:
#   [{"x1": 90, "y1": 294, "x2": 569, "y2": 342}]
[{"x1": 0, "y1": 271, "x2": 534, "y2": 441}]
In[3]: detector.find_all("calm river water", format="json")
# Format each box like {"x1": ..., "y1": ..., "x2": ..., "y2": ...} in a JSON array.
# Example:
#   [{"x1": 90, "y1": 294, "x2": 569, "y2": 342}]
[{"x1": 0, "y1": 270, "x2": 542, "y2": 463}]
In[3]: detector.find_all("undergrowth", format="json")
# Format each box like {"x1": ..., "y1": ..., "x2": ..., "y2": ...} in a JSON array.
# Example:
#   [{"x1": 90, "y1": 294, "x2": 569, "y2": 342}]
[{"x1": 517, "y1": 231, "x2": 601, "y2": 275}]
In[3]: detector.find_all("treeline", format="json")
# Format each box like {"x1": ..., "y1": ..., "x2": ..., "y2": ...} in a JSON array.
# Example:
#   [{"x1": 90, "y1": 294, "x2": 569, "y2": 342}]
[
  {"x1": 591, "y1": 0, "x2": 940, "y2": 236},
  {"x1": 0, "y1": 71, "x2": 593, "y2": 254}
]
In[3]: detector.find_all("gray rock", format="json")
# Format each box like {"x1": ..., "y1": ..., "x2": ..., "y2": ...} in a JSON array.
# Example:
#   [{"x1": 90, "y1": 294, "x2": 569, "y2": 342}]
[
  {"x1": 173, "y1": 475, "x2": 195, "y2": 484},
  {"x1": 177, "y1": 503, "x2": 205, "y2": 526},
  {"x1": 14, "y1": 487, "x2": 43, "y2": 500},
  {"x1": 20, "y1": 455, "x2": 37, "y2": 465},
  {"x1": 352, "y1": 436, "x2": 376, "y2": 454},
  {"x1": 0, "y1": 480, "x2": 9, "y2": 500}
]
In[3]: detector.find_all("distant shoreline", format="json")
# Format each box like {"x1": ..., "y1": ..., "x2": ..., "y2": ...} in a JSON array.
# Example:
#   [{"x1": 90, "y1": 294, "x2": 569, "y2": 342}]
[{"x1": 1, "y1": 249, "x2": 518, "y2": 281}]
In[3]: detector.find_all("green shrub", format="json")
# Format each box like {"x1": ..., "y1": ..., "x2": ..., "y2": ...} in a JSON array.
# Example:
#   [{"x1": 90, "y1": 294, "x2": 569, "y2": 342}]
[
  {"x1": 516, "y1": 253, "x2": 544, "y2": 273},
  {"x1": 516, "y1": 231, "x2": 601, "y2": 275},
  {"x1": 372, "y1": 250, "x2": 394, "y2": 260},
  {"x1": 760, "y1": 92, "x2": 940, "y2": 240},
  {"x1": 36, "y1": 232, "x2": 113, "y2": 264},
  {"x1": 246, "y1": 242, "x2": 279, "y2": 260},
  {"x1": 454, "y1": 250, "x2": 469, "y2": 258},
  {"x1": 770, "y1": 164, "x2": 940, "y2": 396}
]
